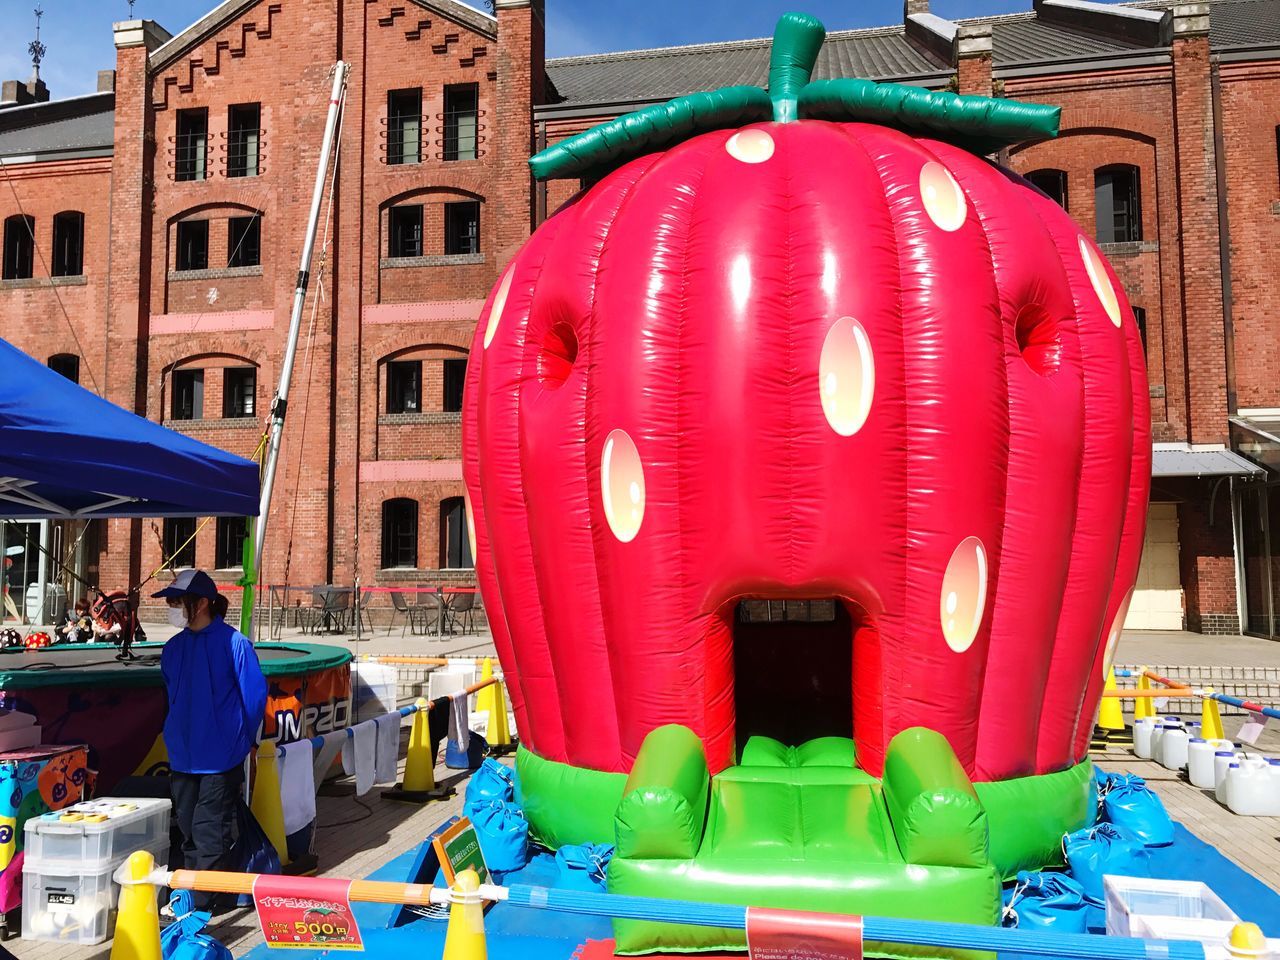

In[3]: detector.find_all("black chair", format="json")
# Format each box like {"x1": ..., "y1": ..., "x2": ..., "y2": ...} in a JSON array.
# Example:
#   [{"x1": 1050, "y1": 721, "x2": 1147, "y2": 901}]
[
  {"x1": 414, "y1": 583, "x2": 440, "y2": 636},
  {"x1": 445, "y1": 591, "x2": 477, "y2": 635},
  {"x1": 300, "y1": 586, "x2": 328, "y2": 635},
  {"x1": 323, "y1": 588, "x2": 351, "y2": 633},
  {"x1": 388, "y1": 591, "x2": 417, "y2": 637},
  {"x1": 352, "y1": 588, "x2": 373, "y2": 634}
]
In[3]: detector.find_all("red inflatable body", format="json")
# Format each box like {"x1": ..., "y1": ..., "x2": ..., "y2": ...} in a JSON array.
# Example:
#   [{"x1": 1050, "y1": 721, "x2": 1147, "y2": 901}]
[{"x1": 462, "y1": 36, "x2": 1149, "y2": 790}]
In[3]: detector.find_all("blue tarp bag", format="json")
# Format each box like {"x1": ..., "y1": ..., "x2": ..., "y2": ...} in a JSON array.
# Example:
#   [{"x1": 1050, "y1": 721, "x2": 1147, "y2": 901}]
[
  {"x1": 555, "y1": 843, "x2": 614, "y2": 892},
  {"x1": 1002, "y1": 871, "x2": 1090, "y2": 933},
  {"x1": 229, "y1": 796, "x2": 282, "y2": 907},
  {"x1": 467, "y1": 799, "x2": 530, "y2": 875},
  {"x1": 465, "y1": 758, "x2": 516, "y2": 807},
  {"x1": 161, "y1": 891, "x2": 233, "y2": 960},
  {"x1": 1063, "y1": 822, "x2": 1150, "y2": 931},
  {"x1": 1099, "y1": 772, "x2": 1174, "y2": 846}
]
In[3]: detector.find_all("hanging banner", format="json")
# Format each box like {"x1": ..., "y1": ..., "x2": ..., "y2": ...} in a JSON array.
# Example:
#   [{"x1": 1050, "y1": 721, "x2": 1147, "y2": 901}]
[
  {"x1": 746, "y1": 907, "x2": 863, "y2": 960},
  {"x1": 253, "y1": 874, "x2": 363, "y2": 950}
]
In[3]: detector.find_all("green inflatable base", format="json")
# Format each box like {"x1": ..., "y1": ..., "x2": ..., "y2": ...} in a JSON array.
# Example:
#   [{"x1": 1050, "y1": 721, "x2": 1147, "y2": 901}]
[
  {"x1": 975, "y1": 758, "x2": 1096, "y2": 880},
  {"x1": 518, "y1": 745, "x2": 1094, "y2": 881},
  {"x1": 516, "y1": 741, "x2": 1094, "y2": 956}
]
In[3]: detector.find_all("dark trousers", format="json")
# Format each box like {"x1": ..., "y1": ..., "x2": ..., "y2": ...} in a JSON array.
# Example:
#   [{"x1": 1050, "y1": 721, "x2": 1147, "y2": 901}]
[{"x1": 170, "y1": 766, "x2": 243, "y2": 909}]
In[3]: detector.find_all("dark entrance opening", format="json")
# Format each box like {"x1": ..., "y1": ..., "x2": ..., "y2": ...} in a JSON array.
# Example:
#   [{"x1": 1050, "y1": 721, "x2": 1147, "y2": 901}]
[{"x1": 732, "y1": 598, "x2": 853, "y2": 755}]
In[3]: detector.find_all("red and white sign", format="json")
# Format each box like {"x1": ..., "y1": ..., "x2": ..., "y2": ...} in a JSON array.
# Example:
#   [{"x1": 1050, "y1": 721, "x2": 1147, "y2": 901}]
[
  {"x1": 746, "y1": 907, "x2": 864, "y2": 960},
  {"x1": 253, "y1": 875, "x2": 363, "y2": 951}
]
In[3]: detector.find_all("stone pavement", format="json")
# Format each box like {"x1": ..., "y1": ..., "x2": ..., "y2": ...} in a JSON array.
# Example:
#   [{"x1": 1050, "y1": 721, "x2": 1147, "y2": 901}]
[{"x1": 13, "y1": 628, "x2": 1280, "y2": 959}]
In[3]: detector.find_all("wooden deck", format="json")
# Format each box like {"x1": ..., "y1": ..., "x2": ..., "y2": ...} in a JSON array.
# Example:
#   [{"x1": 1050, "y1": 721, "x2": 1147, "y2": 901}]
[{"x1": 17, "y1": 736, "x2": 1280, "y2": 959}]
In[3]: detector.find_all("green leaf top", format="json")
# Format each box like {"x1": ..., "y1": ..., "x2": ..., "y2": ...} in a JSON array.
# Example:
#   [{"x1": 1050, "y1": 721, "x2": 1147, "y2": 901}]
[{"x1": 530, "y1": 11, "x2": 1061, "y2": 182}]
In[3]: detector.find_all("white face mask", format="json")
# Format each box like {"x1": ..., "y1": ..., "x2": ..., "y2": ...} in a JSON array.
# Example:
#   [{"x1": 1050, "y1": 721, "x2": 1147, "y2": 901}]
[{"x1": 167, "y1": 606, "x2": 189, "y2": 630}]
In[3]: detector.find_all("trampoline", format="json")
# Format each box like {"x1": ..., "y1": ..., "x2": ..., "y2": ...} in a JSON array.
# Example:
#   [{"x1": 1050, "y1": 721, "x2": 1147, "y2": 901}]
[{"x1": 0, "y1": 642, "x2": 351, "y2": 789}]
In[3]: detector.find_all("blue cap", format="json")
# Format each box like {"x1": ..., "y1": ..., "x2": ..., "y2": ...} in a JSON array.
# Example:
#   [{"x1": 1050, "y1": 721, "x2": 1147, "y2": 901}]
[
  {"x1": 1190, "y1": 737, "x2": 1206, "y2": 743},
  {"x1": 151, "y1": 568, "x2": 219, "y2": 600},
  {"x1": 1215, "y1": 751, "x2": 1235, "y2": 757}
]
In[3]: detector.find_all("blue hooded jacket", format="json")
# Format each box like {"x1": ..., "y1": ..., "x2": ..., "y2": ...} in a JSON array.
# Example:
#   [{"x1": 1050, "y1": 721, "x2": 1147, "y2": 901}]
[{"x1": 160, "y1": 617, "x2": 268, "y2": 774}]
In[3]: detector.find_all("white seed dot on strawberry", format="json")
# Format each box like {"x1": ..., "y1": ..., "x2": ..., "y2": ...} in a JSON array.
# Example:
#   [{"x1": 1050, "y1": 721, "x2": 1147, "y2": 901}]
[
  {"x1": 602, "y1": 429, "x2": 645, "y2": 543},
  {"x1": 941, "y1": 536, "x2": 988, "y2": 653},
  {"x1": 483, "y1": 266, "x2": 516, "y2": 349},
  {"x1": 819, "y1": 317, "x2": 875, "y2": 437},
  {"x1": 725, "y1": 129, "x2": 775, "y2": 164},
  {"x1": 920, "y1": 161, "x2": 967, "y2": 232},
  {"x1": 1078, "y1": 235, "x2": 1122, "y2": 327}
]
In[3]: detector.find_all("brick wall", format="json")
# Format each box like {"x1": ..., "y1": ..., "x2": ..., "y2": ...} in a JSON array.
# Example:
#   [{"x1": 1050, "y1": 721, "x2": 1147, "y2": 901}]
[{"x1": 1219, "y1": 61, "x2": 1280, "y2": 410}]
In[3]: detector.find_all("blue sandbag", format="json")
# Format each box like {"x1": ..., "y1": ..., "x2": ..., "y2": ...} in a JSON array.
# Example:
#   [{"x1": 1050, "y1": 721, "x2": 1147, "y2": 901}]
[
  {"x1": 162, "y1": 891, "x2": 233, "y2": 960},
  {"x1": 555, "y1": 842, "x2": 614, "y2": 892},
  {"x1": 1002, "y1": 871, "x2": 1089, "y2": 933},
  {"x1": 1099, "y1": 772, "x2": 1174, "y2": 847},
  {"x1": 467, "y1": 798, "x2": 530, "y2": 875},
  {"x1": 465, "y1": 758, "x2": 516, "y2": 807},
  {"x1": 1063, "y1": 822, "x2": 1151, "y2": 900}
]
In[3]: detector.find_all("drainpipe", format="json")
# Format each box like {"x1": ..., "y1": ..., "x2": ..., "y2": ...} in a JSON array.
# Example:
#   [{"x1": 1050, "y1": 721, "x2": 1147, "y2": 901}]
[
  {"x1": 1230, "y1": 477, "x2": 1247, "y2": 632},
  {"x1": 1210, "y1": 57, "x2": 1237, "y2": 417}
]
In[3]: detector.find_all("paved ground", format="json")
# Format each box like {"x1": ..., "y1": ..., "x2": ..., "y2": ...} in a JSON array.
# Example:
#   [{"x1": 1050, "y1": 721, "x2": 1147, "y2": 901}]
[
  {"x1": 12, "y1": 629, "x2": 1280, "y2": 959},
  {"x1": 1117, "y1": 630, "x2": 1280, "y2": 668}
]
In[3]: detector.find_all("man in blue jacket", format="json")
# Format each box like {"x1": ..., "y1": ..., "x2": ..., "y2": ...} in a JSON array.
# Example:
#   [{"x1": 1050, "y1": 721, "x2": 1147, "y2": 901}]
[{"x1": 155, "y1": 569, "x2": 267, "y2": 908}]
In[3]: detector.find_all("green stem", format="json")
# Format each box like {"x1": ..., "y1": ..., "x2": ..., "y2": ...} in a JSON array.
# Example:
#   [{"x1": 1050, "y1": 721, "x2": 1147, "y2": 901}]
[{"x1": 768, "y1": 12, "x2": 826, "y2": 123}]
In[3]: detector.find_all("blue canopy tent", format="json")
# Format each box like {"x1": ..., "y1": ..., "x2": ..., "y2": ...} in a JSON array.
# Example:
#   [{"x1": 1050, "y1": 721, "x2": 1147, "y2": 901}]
[{"x1": 0, "y1": 338, "x2": 260, "y2": 519}]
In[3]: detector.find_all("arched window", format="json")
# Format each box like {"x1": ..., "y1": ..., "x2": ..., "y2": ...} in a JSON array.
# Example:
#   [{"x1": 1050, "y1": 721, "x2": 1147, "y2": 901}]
[
  {"x1": 1095, "y1": 164, "x2": 1142, "y2": 243},
  {"x1": 47, "y1": 353, "x2": 80, "y2": 384},
  {"x1": 439, "y1": 496, "x2": 473, "y2": 569},
  {"x1": 1025, "y1": 169, "x2": 1068, "y2": 210},
  {"x1": 2, "y1": 214, "x2": 34, "y2": 280},
  {"x1": 382, "y1": 498, "x2": 419, "y2": 569},
  {"x1": 52, "y1": 211, "x2": 84, "y2": 277}
]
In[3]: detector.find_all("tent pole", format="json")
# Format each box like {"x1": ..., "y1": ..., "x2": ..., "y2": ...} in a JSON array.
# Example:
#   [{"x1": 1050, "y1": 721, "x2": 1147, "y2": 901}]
[
  {"x1": 36, "y1": 519, "x2": 49, "y2": 625},
  {"x1": 251, "y1": 62, "x2": 349, "y2": 636}
]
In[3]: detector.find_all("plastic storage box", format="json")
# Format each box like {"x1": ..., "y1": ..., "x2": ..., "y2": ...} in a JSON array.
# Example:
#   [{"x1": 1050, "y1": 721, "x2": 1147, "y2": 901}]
[
  {"x1": 1105, "y1": 876, "x2": 1238, "y2": 938},
  {"x1": 21, "y1": 840, "x2": 167, "y2": 945},
  {"x1": 22, "y1": 797, "x2": 170, "y2": 867}
]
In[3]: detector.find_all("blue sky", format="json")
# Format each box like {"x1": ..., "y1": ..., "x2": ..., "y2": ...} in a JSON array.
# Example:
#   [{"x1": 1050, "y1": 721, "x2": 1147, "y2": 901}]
[{"x1": 1, "y1": 0, "x2": 1033, "y2": 100}]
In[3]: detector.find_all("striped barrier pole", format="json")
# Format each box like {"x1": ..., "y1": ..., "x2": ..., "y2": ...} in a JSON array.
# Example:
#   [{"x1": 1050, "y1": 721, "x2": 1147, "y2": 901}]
[{"x1": 152, "y1": 869, "x2": 1206, "y2": 960}]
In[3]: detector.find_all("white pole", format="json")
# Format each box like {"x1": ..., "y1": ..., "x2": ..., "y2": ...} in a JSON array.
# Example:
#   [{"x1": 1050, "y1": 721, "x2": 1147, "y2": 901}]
[
  {"x1": 251, "y1": 63, "x2": 349, "y2": 624},
  {"x1": 36, "y1": 519, "x2": 49, "y2": 624}
]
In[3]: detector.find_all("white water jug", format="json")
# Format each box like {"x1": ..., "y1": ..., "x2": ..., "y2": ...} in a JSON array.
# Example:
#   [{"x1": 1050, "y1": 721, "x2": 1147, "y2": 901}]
[
  {"x1": 1150, "y1": 723, "x2": 1170, "y2": 762},
  {"x1": 1217, "y1": 760, "x2": 1240, "y2": 805},
  {"x1": 1225, "y1": 758, "x2": 1280, "y2": 816},
  {"x1": 1133, "y1": 717, "x2": 1156, "y2": 759},
  {"x1": 1160, "y1": 726, "x2": 1191, "y2": 771},
  {"x1": 1188, "y1": 738, "x2": 1232, "y2": 789},
  {"x1": 1213, "y1": 751, "x2": 1239, "y2": 798}
]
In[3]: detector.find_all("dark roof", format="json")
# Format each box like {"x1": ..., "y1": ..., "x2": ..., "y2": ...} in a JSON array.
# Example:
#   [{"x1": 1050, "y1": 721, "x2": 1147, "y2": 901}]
[
  {"x1": 0, "y1": 92, "x2": 114, "y2": 160},
  {"x1": 990, "y1": 13, "x2": 1148, "y2": 62},
  {"x1": 546, "y1": 27, "x2": 944, "y2": 108},
  {"x1": 545, "y1": 0, "x2": 1280, "y2": 109},
  {"x1": 1204, "y1": 0, "x2": 1280, "y2": 46}
]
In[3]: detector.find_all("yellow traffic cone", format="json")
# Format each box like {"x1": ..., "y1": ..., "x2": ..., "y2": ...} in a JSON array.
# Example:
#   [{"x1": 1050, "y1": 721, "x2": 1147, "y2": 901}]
[
  {"x1": 475, "y1": 658, "x2": 496, "y2": 715},
  {"x1": 1201, "y1": 688, "x2": 1226, "y2": 740},
  {"x1": 476, "y1": 660, "x2": 514, "y2": 755},
  {"x1": 110, "y1": 850, "x2": 161, "y2": 960},
  {"x1": 443, "y1": 868, "x2": 487, "y2": 960},
  {"x1": 250, "y1": 739, "x2": 290, "y2": 866},
  {"x1": 1135, "y1": 671, "x2": 1153, "y2": 721},
  {"x1": 384, "y1": 699, "x2": 451, "y2": 803},
  {"x1": 1099, "y1": 667, "x2": 1126, "y2": 731}
]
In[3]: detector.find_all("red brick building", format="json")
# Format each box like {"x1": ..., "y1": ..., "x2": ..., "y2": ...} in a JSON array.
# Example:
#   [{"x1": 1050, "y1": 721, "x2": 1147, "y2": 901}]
[{"x1": 2, "y1": 0, "x2": 1279, "y2": 635}]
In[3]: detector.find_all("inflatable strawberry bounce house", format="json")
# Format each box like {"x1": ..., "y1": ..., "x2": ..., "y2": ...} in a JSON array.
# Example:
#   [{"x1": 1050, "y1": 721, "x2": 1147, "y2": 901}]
[{"x1": 462, "y1": 12, "x2": 1149, "y2": 955}]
